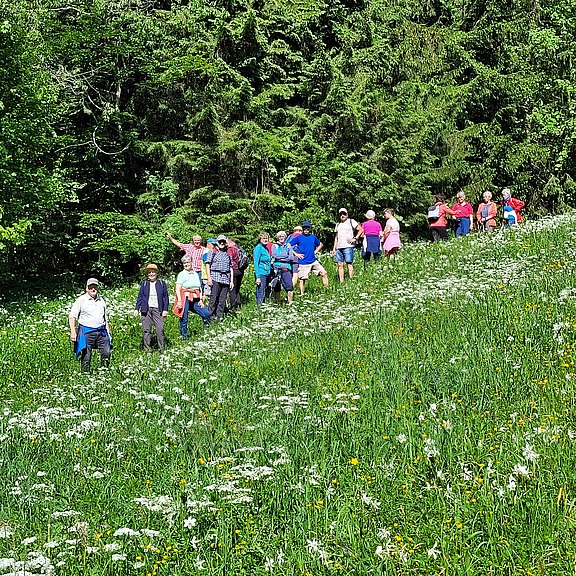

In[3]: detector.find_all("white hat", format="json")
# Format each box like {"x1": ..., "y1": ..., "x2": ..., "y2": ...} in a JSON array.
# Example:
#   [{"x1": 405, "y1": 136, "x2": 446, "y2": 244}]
[
  {"x1": 86, "y1": 278, "x2": 99, "y2": 287},
  {"x1": 338, "y1": 207, "x2": 348, "y2": 215}
]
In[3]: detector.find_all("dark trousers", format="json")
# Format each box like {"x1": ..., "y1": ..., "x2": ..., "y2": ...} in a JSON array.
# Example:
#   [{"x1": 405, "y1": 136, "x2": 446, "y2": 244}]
[
  {"x1": 229, "y1": 270, "x2": 244, "y2": 308},
  {"x1": 431, "y1": 227, "x2": 448, "y2": 242},
  {"x1": 141, "y1": 307, "x2": 165, "y2": 351},
  {"x1": 81, "y1": 330, "x2": 111, "y2": 373},
  {"x1": 209, "y1": 282, "x2": 229, "y2": 319}
]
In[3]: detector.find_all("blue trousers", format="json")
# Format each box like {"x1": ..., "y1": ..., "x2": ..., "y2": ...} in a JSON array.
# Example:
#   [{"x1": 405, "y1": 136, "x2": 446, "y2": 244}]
[
  {"x1": 256, "y1": 274, "x2": 268, "y2": 305},
  {"x1": 455, "y1": 218, "x2": 471, "y2": 237},
  {"x1": 179, "y1": 298, "x2": 210, "y2": 338}
]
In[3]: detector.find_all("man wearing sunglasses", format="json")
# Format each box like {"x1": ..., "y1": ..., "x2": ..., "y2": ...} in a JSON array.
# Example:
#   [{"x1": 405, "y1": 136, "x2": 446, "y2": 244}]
[{"x1": 69, "y1": 278, "x2": 112, "y2": 373}]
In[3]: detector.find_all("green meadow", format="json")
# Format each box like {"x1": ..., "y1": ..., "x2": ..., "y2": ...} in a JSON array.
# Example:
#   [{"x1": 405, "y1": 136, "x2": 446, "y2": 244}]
[{"x1": 2, "y1": 215, "x2": 576, "y2": 575}]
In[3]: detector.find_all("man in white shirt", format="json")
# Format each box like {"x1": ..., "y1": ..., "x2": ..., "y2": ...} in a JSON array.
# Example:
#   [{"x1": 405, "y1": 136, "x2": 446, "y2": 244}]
[
  {"x1": 69, "y1": 278, "x2": 111, "y2": 373},
  {"x1": 332, "y1": 208, "x2": 361, "y2": 284}
]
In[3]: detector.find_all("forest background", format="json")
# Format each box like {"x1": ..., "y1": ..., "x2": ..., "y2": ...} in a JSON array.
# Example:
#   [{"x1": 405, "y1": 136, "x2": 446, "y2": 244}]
[{"x1": 2, "y1": 0, "x2": 576, "y2": 288}]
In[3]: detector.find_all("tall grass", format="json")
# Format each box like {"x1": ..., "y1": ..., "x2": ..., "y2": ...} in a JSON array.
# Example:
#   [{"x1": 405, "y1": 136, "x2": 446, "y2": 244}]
[{"x1": 1, "y1": 215, "x2": 576, "y2": 574}]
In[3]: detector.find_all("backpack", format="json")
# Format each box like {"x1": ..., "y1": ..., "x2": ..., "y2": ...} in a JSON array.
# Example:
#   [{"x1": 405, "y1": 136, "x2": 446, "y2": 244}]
[
  {"x1": 427, "y1": 204, "x2": 440, "y2": 222},
  {"x1": 237, "y1": 246, "x2": 249, "y2": 271}
]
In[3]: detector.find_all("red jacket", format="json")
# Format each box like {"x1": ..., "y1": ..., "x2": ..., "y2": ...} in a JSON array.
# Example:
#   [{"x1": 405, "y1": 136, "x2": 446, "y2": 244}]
[
  {"x1": 502, "y1": 197, "x2": 524, "y2": 222},
  {"x1": 429, "y1": 202, "x2": 457, "y2": 228}
]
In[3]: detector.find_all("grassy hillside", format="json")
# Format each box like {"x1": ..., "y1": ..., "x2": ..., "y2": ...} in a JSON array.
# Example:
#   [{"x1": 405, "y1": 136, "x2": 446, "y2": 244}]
[{"x1": 2, "y1": 217, "x2": 576, "y2": 574}]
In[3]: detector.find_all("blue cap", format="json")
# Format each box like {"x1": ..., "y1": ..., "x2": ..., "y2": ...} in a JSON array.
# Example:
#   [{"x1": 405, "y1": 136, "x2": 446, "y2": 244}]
[
  {"x1": 207, "y1": 238, "x2": 217, "y2": 244},
  {"x1": 302, "y1": 221, "x2": 312, "y2": 228}
]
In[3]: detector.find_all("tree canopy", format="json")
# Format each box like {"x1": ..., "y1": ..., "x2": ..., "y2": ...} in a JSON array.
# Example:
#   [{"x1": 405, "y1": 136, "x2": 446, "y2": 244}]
[{"x1": 2, "y1": 0, "x2": 576, "y2": 283}]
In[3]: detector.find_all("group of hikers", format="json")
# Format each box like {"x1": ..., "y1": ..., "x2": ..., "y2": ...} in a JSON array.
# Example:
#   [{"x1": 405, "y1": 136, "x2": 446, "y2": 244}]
[
  {"x1": 68, "y1": 188, "x2": 523, "y2": 371},
  {"x1": 428, "y1": 187, "x2": 525, "y2": 241}
]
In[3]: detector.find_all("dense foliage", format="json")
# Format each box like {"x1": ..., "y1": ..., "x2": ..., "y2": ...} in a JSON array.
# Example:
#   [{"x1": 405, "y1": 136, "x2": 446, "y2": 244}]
[{"x1": 2, "y1": 0, "x2": 576, "y2": 282}]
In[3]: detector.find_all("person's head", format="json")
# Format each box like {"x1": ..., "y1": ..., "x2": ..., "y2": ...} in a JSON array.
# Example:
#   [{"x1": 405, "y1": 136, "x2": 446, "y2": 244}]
[
  {"x1": 293, "y1": 225, "x2": 303, "y2": 235},
  {"x1": 85, "y1": 278, "x2": 100, "y2": 296},
  {"x1": 192, "y1": 235, "x2": 202, "y2": 246},
  {"x1": 259, "y1": 232, "x2": 270, "y2": 244},
  {"x1": 276, "y1": 230, "x2": 287, "y2": 243},
  {"x1": 457, "y1": 191, "x2": 466, "y2": 202},
  {"x1": 227, "y1": 236, "x2": 237, "y2": 248},
  {"x1": 216, "y1": 234, "x2": 228, "y2": 250},
  {"x1": 338, "y1": 208, "x2": 348, "y2": 220},
  {"x1": 207, "y1": 238, "x2": 217, "y2": 249},
  {"x1": 384, "y1": 208, "x2": 394, "y2": 219},
  {"x1": 145, "y1": 263, "x2": 159, "y2": 280},
  {"x1": 302, "y1": 221, "x2": 312, "y2": 234},
  {"x1": 365, "y1": 209, "x2": 376, "y2": 220},
  {"x1": 181, "y1": 255, "x2": 193, "y2": 269},
  {"x1": 434, "y1": 194, "x2": 445, "y2": 204},
  {"x1": 502, "y1": 187, "x2": 511, "y2": 200},
  {"x1": 483, "y1": 191, "x2": 492, "y2": 202}
]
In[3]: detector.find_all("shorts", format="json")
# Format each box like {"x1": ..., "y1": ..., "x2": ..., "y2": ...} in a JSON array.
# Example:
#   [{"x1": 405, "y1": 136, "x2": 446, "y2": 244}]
[
  {"x1": 298, "y1": 261, "x2": 326, "y2": 280},
  {"x1": 335, "y1": 247, "x2": 354, "y2": 263}
]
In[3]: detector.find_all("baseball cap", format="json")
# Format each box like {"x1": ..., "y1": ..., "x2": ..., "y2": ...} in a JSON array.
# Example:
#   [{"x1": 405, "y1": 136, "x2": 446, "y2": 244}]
[
  {"x1": 302, "y1": 221, "x2": 312, "y2": 228},
  {"x1": 338, "y1": 208, "x2": 348, "y2": 215},
  {"x1": 145, "y1": 263, "x2": 158, "y2": 271},
  {"x1": 207, "y1": 238, "x2": 217, "y2": 244},
  {"x1": 216, "y1": 234, "x2": 227, "y2": 242},
  {"x1": 86, "y1": 278, "x2": 99, "y2": 287}
]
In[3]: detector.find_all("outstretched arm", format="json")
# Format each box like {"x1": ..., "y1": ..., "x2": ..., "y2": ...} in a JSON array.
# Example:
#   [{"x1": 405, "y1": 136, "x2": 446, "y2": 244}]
[{"x1": 165, "y1": 231, "x2": 183, "y2": 249}]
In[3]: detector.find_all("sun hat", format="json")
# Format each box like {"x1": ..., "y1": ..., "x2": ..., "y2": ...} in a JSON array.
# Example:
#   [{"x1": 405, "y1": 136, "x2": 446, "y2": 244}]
[
  {"x1": 145, "y1": 263, "x2": 158, "y2": 271},
  {"x1": 293, "y1": 225, "x2": 303, "y2": 232},
  {"x1": 302, "y1": 220, "x2": 312, "y2": 228},
  {"x1": 365, "y1": 209, "x2": 375, "y2": 219},
  {"x1": 216, "y1": 234, "x2": 227, "y2": 242},
  {"x1": 338, "y1": 208, "x2": 348, "y2": 215},
  {"x1": 86, "y1": 278, "x2": 99, "y2": 287}
]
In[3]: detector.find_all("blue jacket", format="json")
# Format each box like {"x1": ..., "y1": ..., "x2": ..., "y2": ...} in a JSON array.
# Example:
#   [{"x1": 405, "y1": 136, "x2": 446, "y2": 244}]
[
  {"x1": 253, "y1": 243, "x2": 271, "y2": 277},
  {"x1": 135, "y1": 280, "x2": 169, "y2": 315}
]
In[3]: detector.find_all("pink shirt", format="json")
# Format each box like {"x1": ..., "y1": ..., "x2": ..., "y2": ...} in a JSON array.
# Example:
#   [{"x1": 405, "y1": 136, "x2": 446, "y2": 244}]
[
  {"x1": 452, "y1": 202, "x2": 473, "y2": 218},
  {"x1": 362, "y1": 220, "x2": 382, "y2": 236}
]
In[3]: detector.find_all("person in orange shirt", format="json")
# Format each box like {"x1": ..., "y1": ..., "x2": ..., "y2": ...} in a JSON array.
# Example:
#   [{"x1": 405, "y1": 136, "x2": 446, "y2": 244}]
[
  {"x1": 476, "y1": 191, "x2": 498, "y2": 232},
  {"x1": 428, "y1": 194, "x2": 457, "y2": 242}
]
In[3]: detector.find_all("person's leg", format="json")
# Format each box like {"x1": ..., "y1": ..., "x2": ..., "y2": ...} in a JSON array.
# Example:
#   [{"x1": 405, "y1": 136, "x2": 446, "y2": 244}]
[
  {"x1": 80, "y1": 348, "x2": 92, "y2": 373},
  {"x1": 141, "y1": 311, "x2": 153, "y2": 352},
  {"x1": 215, "y1": 284, "x2": 229, "y2": 318},
  {"x1": 179, "y1": 299, "x2": 190, "y2": 339},
  {"x1": 151, "y1": 307, "x2": 165, "y2": 350},
  {"x1": 93, "y1": 330, "x2": 111, "y2": 368},
  {"x1": 208, "y1": 282, "x2": 221, "y2": 316},
  {"x1": 337, "y1": 261, "x2": 344, "y2": 283},
  {"x1": 299, "y1": 278, "x2": 306, "y2": 295},
  {"x1": 192, "y1": 300, "x2": 211, "y2": 324},
  {"x1": 230, "y1": 270, "x2": 243, "y2": 308},
  {"x1": 256, "y1": 275, "x2": 267, "y2": 305}
]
